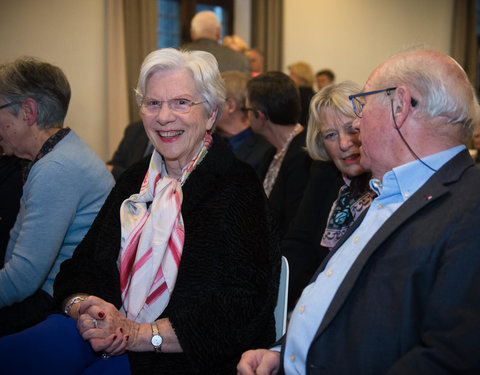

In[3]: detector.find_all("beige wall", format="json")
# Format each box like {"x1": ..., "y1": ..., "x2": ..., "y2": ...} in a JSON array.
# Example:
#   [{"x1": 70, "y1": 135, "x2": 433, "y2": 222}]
[
  {"x1": 0, "y1": 0, "x2": 455, "y2": 160},
  {"x1": 0, "y1": 0, "x2": 109, "y2": 160},
  {"x1": 284, "y1": 0, "x2": 454, "y2": 88}
]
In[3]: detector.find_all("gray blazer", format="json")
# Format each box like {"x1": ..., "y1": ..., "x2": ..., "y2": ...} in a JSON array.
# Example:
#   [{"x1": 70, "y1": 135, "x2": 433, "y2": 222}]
[
  {"x1": 281, "y1": 149, "x2": 480, "y2": 374},
  {"x1": 182, "y1": 38, "x2": 251, "y2": 74}
]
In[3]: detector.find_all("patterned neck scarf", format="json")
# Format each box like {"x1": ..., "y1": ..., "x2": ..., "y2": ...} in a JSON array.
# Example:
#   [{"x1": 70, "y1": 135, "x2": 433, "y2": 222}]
[
  {"x1": 22, "y1": 128, "x2": 70, "y2": 183},
  {"x1": 321, "y1": 173, "x2": 375, "y2": 249},
  {"x1": 119, "y1": 132, "x2": 212, "y2": 322}
]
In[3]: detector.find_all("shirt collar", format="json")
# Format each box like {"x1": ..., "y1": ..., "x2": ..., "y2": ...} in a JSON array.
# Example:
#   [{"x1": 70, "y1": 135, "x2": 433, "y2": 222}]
[{"x1": 370, "y1": 145, "x2": 465, "y2": 200}]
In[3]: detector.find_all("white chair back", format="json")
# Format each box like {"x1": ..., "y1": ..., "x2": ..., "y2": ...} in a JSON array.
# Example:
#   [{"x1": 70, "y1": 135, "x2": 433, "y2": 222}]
[{"x1": 274, "y1": 256, "x2": 289, "y2": 340}]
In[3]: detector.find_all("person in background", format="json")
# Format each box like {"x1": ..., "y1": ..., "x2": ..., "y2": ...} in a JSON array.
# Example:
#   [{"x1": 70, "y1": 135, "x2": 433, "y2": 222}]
[
  {"x1": 469, "y1": 122, "x2": 480, "y2": 166},
  {"x1": 282, "y1": 81, "x2": 374, "y2": 310},
  {"x1": 182, "y1": 10, "x2": 250, "y2": 74},
  {"x1": 0, "y1": 48, "x2": 280, "y2": 375},
  {"x1": 0, "y1": 147, "x2": 24, "y2": 267},
  {"x1": 237, "y1": 49, "x2": 480, "y2": 375},
  {"x1": 288, "y1": 61, "x2": 315, "y2": 127},
  {"x1": 316, "y1": 69, "x2": 335, "y2": 90},
  {"x1": 246, "y1": 48, "x2": 264, "y2": 77},
  {"x1": 216, "y1": 70, "x2": 271, "y2": 177},
  {"x1": 106, "y1": 120, "x2": 152, "y2": 181},
  {"x1": 0, "y1": 57, "x2": 114, "y2": 336},
  {"x1": 222, "y1": 35, "x2": 248, "y2": 53},
  {"x1": 246, "y1": 71, "x2": 311, "y2": 236}
]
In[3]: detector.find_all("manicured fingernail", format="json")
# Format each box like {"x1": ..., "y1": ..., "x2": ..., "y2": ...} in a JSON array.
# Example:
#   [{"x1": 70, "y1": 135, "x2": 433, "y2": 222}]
[
  {"x1": 120, "y1": 328, "x2": 123, "y2": 333},
  {"x1": 98, "y1": 312, "x2": 105, "y2": 318},
  {"x1": 125, "y1": 335, "x2": 129, "y2": 342},
  {"x1": 113, "y1": 335, "x2": 117, "y2": 340}
]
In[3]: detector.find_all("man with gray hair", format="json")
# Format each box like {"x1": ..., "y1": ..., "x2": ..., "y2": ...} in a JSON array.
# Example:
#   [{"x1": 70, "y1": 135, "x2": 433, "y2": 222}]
[
  {"x1": 237, "y1": 49, "x2": 480, "y2": 374},
  {"x1": 183, "y1": 11, "x2": 250, "y2": 74}
]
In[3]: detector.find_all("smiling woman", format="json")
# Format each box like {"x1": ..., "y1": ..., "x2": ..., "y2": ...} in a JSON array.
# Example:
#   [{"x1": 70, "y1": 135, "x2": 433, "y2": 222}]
[{"x1": 0, "y1": 48, "x2": 280, "y2": 375}]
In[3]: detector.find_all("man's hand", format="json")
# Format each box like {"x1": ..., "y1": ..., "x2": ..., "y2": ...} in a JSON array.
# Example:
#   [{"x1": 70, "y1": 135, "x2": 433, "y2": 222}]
[{"x1": 237, "y1": 349, "x2": 280, "y2": 375}]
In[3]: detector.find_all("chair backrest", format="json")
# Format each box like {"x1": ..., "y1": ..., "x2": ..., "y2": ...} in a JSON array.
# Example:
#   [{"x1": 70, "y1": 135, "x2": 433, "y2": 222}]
[{"x1": 274, "y1": 256, "x2": 289, "y2": 341}]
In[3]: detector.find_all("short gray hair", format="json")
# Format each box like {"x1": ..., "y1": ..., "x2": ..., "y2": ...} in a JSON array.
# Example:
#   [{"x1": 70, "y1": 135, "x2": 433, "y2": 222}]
[
  {"x1": 190, "y1": 11, "x2": 220, "y2": 39},
  {"x1": 306, "y1": 81, "x2": 361, "y2": 161},
  {"x1": 373, "y1": 51, "x2": 480, "y2": 141},
  {"x1": 0, "y1": 57, "x2": 70, "y2": 129},
  {"x1": 135, "y1": 48, "x2": 226, "y2": 124}
]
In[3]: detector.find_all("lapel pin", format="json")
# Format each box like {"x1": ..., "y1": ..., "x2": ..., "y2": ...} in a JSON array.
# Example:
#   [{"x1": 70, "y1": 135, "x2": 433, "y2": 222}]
[{"x1": 425, "y1": 194, "x2": 432, "y2": 200}]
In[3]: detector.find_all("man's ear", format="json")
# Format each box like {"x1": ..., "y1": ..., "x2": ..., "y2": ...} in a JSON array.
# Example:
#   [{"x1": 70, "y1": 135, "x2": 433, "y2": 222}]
[
  {"x1": 21, "y1": 98, "x2": 38, "y2": 126},
  {"x1": 392, "y1": 86, "x2": 411, "y2": 128}
]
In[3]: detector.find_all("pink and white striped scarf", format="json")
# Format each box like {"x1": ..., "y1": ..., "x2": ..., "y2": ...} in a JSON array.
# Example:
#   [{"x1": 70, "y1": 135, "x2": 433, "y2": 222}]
[{"x1": 119, "y1": 132, "x2": 211, "y2": 322}]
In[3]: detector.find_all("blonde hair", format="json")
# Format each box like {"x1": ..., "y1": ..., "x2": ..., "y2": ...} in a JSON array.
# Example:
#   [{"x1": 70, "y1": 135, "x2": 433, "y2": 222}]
[
  {"x1": 222, "y1": 35, "x2": 248, "y2": 53},
  {"x1": 306, "y1": 81, "x2": 361, "y2": 161},
  {"x1": 288, "y1": 61, "x2": 314, "y2": 87}
]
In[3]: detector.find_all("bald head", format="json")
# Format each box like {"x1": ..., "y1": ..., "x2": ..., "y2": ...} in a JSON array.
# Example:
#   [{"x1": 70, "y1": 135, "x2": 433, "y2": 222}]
[
  {"x1": 190, "y1": 11, "x2": 221, "y2": 41},
  {"x1": 368, "y1": 50, "x2": 480, "y2": 142}
]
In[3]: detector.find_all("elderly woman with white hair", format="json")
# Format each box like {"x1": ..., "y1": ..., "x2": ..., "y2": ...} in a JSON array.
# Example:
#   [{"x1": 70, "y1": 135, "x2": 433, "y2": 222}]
[{"x1": 0, "y1": 48, "x2": 280, "y2": 375}]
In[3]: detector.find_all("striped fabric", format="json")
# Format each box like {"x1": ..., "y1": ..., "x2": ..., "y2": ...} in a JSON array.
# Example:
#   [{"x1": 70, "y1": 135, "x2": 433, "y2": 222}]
[{"x1": 118, "y1": 133, "x2": 211, "y2": 322}]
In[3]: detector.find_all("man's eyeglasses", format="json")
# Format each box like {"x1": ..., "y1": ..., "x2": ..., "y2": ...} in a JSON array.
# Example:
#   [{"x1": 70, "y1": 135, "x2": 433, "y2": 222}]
[
  {"x1": 140, "y1": 97, "x2": 205, "y2": 115},
  {"x1": 241, "y1": 107, "x2": 255, "y2": 113},
  {"x1": 348, "y1": 88, "x2": 397, "y2": 118},
  {"x1": 0, "y1": 102, "x2": 20, "y2": 111},
  {"x1": 349, "y1": 87, "x2": 417, "y2": 118}
]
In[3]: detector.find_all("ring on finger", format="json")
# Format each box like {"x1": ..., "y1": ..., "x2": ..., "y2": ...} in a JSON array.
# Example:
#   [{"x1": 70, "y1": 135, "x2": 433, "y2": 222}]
[
  {"x1": 101, "y1": 352, "x2": 110, "y2": 360},
  {"x1": 91, "y1": 318, "x2": 98, "y2": 329}
]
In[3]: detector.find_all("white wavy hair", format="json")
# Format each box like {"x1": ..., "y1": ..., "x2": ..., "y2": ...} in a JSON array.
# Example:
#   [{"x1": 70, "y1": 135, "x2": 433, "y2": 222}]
[{"x1": 135, "y1": 48, "x2": 226, "y2": 124}]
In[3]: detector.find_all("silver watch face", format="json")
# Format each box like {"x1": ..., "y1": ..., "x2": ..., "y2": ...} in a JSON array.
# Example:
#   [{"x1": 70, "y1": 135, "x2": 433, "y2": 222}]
[{"x1": 152, "y1": 334, "x2": 163, "y2": 347}]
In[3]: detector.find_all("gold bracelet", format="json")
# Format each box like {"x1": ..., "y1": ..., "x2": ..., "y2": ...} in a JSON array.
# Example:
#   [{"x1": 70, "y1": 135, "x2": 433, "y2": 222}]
[{"x1": 64, "y1": 296, "x2": 86, "y2": 315}]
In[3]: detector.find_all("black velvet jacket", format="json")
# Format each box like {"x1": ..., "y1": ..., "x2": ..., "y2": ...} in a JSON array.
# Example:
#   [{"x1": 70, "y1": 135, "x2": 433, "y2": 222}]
[{"x1": 54, "y1": 135, "x2": 281, "y2": 374}]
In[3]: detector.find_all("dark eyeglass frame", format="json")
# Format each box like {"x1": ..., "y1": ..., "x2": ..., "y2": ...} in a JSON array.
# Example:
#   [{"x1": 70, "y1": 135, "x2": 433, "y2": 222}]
[
  {"x1": 0, "y1": 102, "x2": 20, "y2": 110},
  {"x1": 348, "y1": 87, "x2": 397, "y2": 118},
  {"x1": 241, "y1": 107, "x2": 255, "y2": 112},
  {"x1": 349, "y1": 87, "x2": 417, "y2": 118}
]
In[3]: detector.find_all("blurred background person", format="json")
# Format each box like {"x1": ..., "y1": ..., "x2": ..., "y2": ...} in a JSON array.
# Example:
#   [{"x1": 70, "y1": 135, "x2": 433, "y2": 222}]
[
  {"x1": 222, "y1": 34, "x2": 248, "y2": 53},
  {"x1": 216, "y1": 70, "x2": 271, "y2": 178},
  {"x1": 288, "y1": 61, "x2": 315, "y2": 127},
  {"x1": 469, "y1": 122, "x2": 480, "y2": 166},
  {"x1": 0, "y1": 48, "x2": 280, "y2": 375},
  {"x1": 183, "y1": 10, "x2": 250, "y2": 74},
  {"x1": 246, "y1": 71, "x2": 311, "y2": 236},
  {"x1": 0, "y1": 147, "x2": 25, "y2": 267},
  {"x1": 0, "y1": 57, "x2": 114, "y2": 336},
  {"x1": 246, "y1": 48, "x2": 264, "y2": 77},
  {"x1": 282, "y1": 81, "x2": 374, "y2": 309},
  {"x1": 316, "y1": 68, "x2": 336, "y2": 90},
  {"x1": 106, "y1": 120, "x2": 152, "y2": 181}
]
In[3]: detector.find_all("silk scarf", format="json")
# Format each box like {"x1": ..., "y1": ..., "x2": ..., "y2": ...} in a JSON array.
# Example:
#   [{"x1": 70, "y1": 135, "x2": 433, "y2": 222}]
[
  {"x1": 321, "y1": 173, "x2": 375, "y2": 250},
  {"x1": 119, "y1": 132, "x2": 212, "y2": 322}
]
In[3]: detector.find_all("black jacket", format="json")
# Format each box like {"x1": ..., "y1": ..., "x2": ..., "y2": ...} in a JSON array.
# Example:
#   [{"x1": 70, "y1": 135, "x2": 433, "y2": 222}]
[{"x1": 55, "y1": 135, "x2": 281, "y2": 374}]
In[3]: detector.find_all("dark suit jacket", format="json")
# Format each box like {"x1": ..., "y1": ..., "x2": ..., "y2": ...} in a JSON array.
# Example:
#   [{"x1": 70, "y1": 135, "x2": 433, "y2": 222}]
[
  {"x1": 284, "y1": 149, "x2": 480, "y2": 374},
  {"x1": 298, "y1": 86, "x2": 315, "y2": 128},
  {"x1": 0, "y1": 156, "x2": 24, "y2": 267},
  {"x1": 261, "y1": 131, "x2": 312, "y2": 236},
  {"x1": 182, "y1": 38, "x2": 251, "y2": 74},
  {"x1": 281, "y1": 161, "x2": 343, "y2": 309},
  {"x1": 233, "y1": 130, "x2": 272, "y2": 179},
  {"x1": 107, "y1": 121, "x2": 150, "y2": 181}
]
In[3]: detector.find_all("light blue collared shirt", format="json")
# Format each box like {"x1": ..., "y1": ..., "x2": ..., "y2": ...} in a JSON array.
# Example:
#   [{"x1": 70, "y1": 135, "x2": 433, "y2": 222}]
[{"x1": 282, "y1": 145, "x2": 465, "y2": 375}]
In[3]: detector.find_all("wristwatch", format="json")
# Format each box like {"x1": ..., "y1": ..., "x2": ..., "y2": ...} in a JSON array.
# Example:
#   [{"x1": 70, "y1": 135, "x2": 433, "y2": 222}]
[{"x1": 151, "y1": 322, "x2": 163, "y2": 353}]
